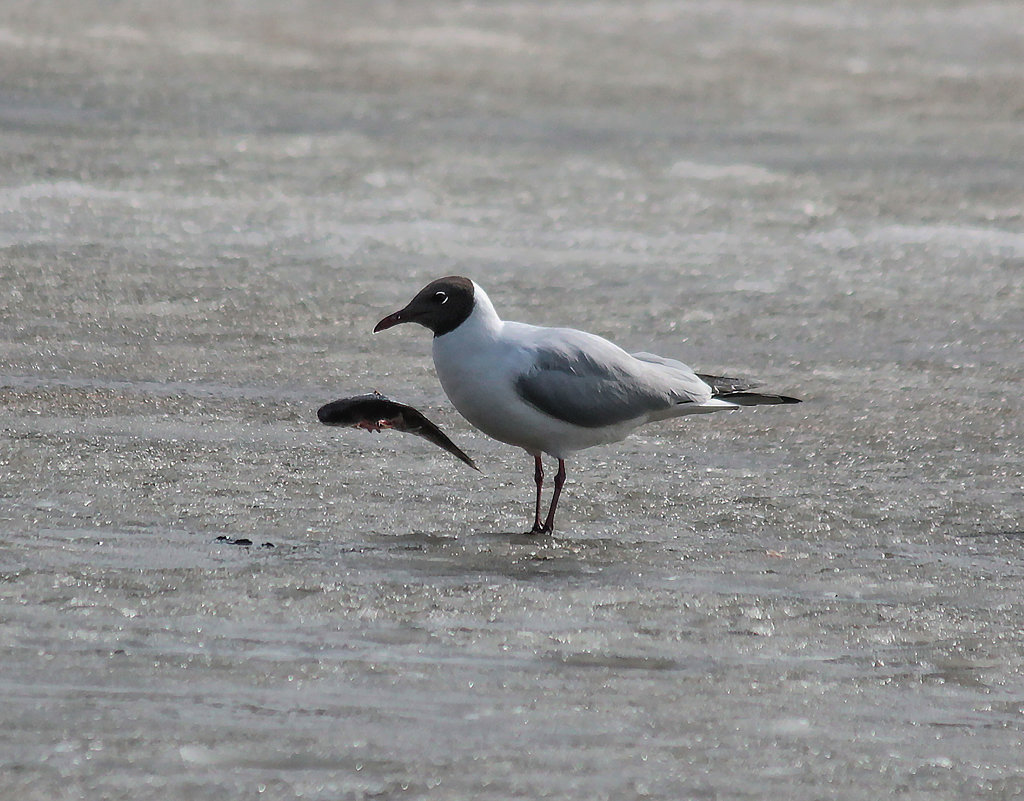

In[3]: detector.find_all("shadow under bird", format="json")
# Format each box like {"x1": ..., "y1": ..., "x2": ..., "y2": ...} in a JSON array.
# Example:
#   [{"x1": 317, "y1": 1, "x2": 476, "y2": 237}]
[
  {"x1": 374, "y1": 276, "x2": 801, "y2": 533},
  {"x1": 317, "y1": 392, "x2": 479, "y2": 471}
]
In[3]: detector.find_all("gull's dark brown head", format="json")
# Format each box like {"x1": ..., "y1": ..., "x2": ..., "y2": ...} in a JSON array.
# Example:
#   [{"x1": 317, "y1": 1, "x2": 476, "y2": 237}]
[{"x1": 373, "y1": 276, "x2": 476, "y2": 337}]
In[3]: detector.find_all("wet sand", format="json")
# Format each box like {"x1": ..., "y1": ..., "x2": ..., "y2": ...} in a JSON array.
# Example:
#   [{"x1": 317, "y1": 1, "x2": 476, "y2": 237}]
[{"x1": 2, "y1": 2, "x2": 1023, "y2": 799}]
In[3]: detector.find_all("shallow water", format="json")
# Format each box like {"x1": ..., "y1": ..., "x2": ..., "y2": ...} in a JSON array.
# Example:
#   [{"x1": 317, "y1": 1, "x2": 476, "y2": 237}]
[{"x1": 2, "y1": 1, "x2": 1023, "y2": 799}]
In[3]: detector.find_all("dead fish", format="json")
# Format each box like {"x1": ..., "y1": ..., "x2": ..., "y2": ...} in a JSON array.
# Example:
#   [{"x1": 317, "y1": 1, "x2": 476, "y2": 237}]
[{"x1": 317, "y1": 392, "x2": 480, "y2": 471}]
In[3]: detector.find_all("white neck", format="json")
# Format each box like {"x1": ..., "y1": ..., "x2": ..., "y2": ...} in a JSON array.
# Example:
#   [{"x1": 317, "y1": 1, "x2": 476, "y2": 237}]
[{"x1": 463, "y1": 282, "x2": 503, "y2": 335}]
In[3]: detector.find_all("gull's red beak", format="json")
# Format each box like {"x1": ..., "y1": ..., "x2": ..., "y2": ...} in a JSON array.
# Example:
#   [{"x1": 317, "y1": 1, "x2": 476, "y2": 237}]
[{"x1": 373, "y1": 309, "x2": 406, "y2": 332}]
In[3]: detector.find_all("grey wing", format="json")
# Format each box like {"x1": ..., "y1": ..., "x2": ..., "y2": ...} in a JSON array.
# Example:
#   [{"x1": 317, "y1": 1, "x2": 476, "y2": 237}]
[
  {"x1": 632, "y1": 352, "x2": 715, "y2": 402},
  {"x1": 513, "y1": 332, "x2": 711, "y2": 429}
]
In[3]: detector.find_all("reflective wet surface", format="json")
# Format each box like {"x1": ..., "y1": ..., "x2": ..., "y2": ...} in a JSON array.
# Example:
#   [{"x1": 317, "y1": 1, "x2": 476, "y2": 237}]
[{"x1": 2, "y1": 2, "x2": 1023, "y2": 798}]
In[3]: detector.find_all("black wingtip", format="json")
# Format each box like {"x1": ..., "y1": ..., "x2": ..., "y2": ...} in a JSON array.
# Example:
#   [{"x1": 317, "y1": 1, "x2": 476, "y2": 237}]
[{"x1": 714, "y1": 392, "x2": 802, "y2": 406}]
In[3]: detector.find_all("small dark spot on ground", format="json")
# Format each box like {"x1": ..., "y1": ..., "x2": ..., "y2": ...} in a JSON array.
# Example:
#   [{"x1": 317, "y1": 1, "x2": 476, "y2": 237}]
[{"x1": 215, "y1": 536, "x2": 254, "y2": 546}]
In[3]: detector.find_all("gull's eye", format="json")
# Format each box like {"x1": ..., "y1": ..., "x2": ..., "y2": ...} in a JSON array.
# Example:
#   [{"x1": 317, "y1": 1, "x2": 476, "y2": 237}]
[{"x1": 433, "y1": 291, "x2": 448, "y2": 304}]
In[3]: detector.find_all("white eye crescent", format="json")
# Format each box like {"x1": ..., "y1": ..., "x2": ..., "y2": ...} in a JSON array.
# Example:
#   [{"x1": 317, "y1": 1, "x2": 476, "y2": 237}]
[{"x1": 434, "y1": 291, "x2": 448, "y2": 304}]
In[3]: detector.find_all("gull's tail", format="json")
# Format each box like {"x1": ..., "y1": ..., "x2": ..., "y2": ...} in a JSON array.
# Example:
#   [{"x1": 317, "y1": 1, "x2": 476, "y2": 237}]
[{"x1": 697, "y1": 373, "x2": 802, "y2": 406}]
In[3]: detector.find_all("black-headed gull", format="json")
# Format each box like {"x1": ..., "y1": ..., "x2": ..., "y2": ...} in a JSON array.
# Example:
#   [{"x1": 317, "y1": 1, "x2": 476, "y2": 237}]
[{"x1": 374, "y1": 276, "x2": 800, "y2": 533}]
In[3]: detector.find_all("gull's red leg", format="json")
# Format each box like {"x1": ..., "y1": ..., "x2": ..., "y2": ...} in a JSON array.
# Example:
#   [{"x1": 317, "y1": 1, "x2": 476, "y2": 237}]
[
  {"x1": 541, "y1": 458, "x2": 566, "y2": 533},
  {"x1": 530, "y1": 455, "x2": 544, "y2": 533}
]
